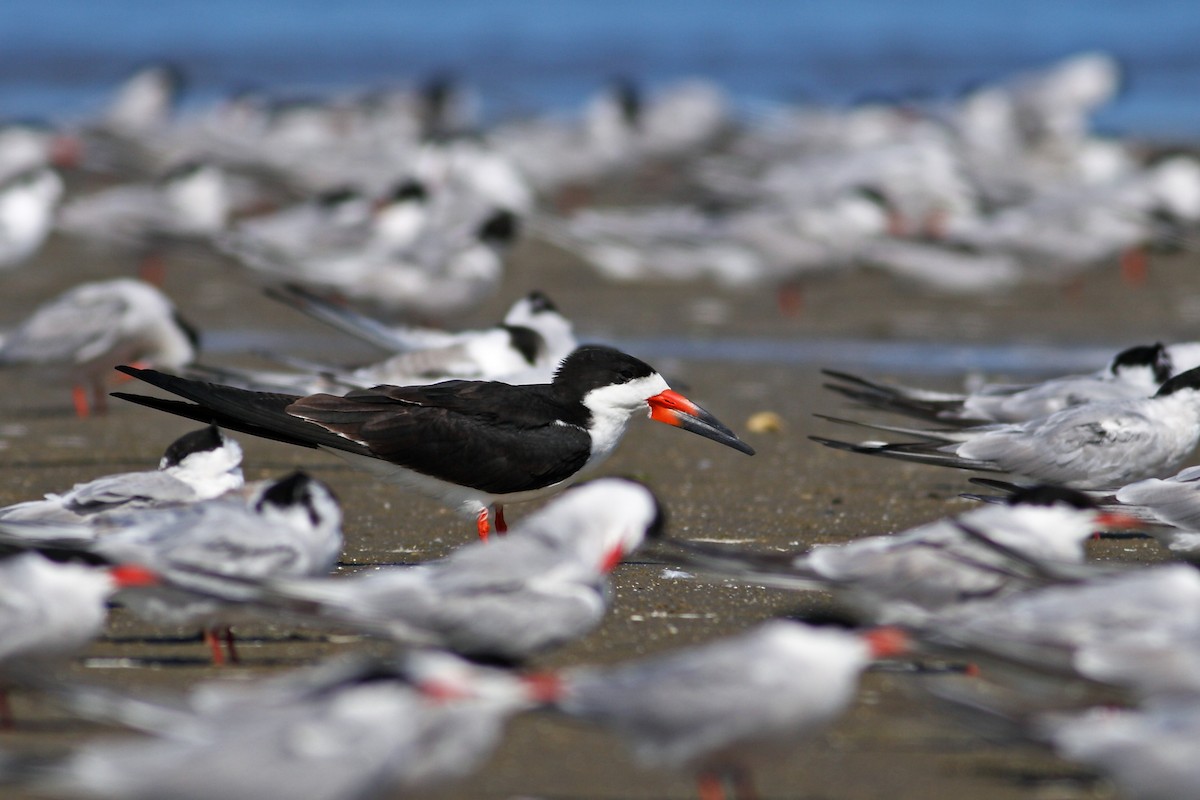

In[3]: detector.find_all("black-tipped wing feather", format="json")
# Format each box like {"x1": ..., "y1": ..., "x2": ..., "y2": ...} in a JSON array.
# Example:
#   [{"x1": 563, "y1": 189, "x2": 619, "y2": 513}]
[
  {"x1": 113, "y1": 367, "x2": 372, "y2": 455},
  {"x1": 289, "y1": 381, "x2": 592, "y2": 494},
  {"x1": 116, "y1": 368, "x2": 593, "y2": 495}
]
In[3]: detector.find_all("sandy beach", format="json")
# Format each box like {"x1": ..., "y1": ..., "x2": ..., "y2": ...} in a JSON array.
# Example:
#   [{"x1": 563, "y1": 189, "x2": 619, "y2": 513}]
[{"x1": 0, "y1": 202, "x2": 1191, "y2": 800}]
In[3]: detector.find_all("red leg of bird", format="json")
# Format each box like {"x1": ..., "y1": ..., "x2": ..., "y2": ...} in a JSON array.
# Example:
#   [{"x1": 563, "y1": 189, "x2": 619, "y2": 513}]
[
  {"x1": 222, "y1": 627, "x2": 241, "y2": 664},
  {"x1": 494, "y1": 505, "x2": 507, "y2": 534},
  {"x1": 138, "y1": 252, "x2": 168, "y2": 287},
  {"x1": 697, "y1": 772, "x2": 727, "y2": 800},
  {"x1": 71, "y1": 385, "x2": 90, "y2": 419},
  {"x1": 777, "y1": 282, "x2": 805, "y2": 317},
  {"x1": 476, "y1": 509, "x2": 491, "y2": 542},
  {"x1": 203, "y1": 628, "x2": 227, "y2": 666},
  {"x1": 1120, "y1": 246, "x2": 1149, "y2": 286}
]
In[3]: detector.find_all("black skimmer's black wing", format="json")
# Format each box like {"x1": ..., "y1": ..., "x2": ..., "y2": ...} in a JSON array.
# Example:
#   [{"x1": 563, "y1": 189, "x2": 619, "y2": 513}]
[
  {"x1": 288, "y1": 382, "x2": 593, "y2": 493},
  {"x1": 114, "y1": 367, "x2": 593, "y2": 495},
  {"x1": 112, "y1": 367, "x2": 372, "y2": 455}
]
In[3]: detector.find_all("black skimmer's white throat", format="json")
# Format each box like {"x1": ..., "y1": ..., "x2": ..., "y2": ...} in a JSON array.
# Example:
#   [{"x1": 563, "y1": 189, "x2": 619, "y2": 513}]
[{"x1": 113, "y1": 345, "x2": 754, "y2": 539}]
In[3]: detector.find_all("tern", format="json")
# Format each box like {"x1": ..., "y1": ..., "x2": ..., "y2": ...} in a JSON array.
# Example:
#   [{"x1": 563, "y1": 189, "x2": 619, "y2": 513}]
[
  {"x1": 822, "y1": 341, "x2": 1181, "y2": 426},
  {"x1": 23, "y1": 651, "x2": 539, "y2": 800},
  {"x1": 0, "y1": 166, "x2": 63, "y2": 268},
  {"x1": 222, "y1": 478, "x2": 662, "y2": 661},
  {"x1": 657, "y1": 485, "x2": 1138, "y2": 625},
  {"x1": 812, "y1": 364, "x2": 1200, "y2": 490},
  {"x1": 0, "y1": 471, "x2": 342, "y2": 664},
  {"x1": 0, "y1": 425, "x2": 243, "y2": 524},
  {"x1": 195, "y1": 288, "x2": 577, "y2": 393},
  {"x1": 543, "y1": 620, "x2": 909, "y2": 799},
  {"x1": 112, "y1": 344, "x2": 754, "y2": 539},
  {"x1": 0, "y1": 278, "x2": 199, "y2": 416}
]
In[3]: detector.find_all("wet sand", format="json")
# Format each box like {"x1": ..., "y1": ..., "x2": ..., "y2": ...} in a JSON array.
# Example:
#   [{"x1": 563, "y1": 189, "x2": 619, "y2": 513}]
[{"x1": 0, "y1": 220, "x2": 1190, "y2": 798}]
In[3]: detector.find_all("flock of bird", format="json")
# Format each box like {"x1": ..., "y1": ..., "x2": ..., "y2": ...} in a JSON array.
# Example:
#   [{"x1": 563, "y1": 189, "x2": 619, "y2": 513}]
[{"x1": 0, "y1": 50, "x2": 1198, "y2": 800}]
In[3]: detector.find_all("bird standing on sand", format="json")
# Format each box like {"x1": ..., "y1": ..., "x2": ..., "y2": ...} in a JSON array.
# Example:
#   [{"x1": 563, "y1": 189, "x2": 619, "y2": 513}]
[
  {"x1": 0, "y1": 278, "x2": 199, "y2": 417},
  {"x1": 113, "y1": 344, "x2": 754, "y2": 539}
]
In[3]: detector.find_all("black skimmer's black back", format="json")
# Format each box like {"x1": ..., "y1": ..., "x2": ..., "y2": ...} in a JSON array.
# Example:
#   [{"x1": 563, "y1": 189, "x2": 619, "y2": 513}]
[{"x1": 113, "y1": 345, "x2": 753, "y2": 538}]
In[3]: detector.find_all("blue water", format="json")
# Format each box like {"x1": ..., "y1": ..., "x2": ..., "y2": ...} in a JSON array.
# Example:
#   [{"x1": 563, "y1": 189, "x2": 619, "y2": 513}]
[
  {"x1": 2, "y1": 0, "x2": 1200, "y2": 137},
  {"x1": 204, "y1": 328, "x2": 1116, "y2": 377}
]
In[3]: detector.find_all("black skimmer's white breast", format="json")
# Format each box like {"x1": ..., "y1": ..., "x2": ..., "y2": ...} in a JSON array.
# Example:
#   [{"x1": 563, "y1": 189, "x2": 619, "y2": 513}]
[{"x1": 113, "y1": 344, "x2": 754, "y2": 539}]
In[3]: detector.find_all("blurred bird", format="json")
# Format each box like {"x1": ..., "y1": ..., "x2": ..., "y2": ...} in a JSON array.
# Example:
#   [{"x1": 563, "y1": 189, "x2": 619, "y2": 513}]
[
  {"x1": 0, "y1": 425, "x2": 243, "y2": 524},
  {"x1": 822, "y1": 341, "x2": 1181, "y2": 426},
  {"x1": 543, "y1": 620, "x2": 908, "y2": 799},
  {"x1": 657, "y1": 485, "x2": 1138, "y2": 625},
  {"x1": 0, "y1": 166, "x2": 63, "y2": 268},
  {"x1": 220, "y1": 478, "x2": 662, "y2": 660},
  {"x1": 0, "y1": 552, "x2": 158, "y2": 722},
  {"x1": 20, "y1": 650, "x2": 539, "y2": 800},
  {"x1": 812, "y1": 365, "x2": 1200, "y2": 490},
  {"x1": 0, "y1": 278, "x2": 199, "y2": 416},
  {"x1": 0, "y1": 471, "x2": 342, "y2": 665}
]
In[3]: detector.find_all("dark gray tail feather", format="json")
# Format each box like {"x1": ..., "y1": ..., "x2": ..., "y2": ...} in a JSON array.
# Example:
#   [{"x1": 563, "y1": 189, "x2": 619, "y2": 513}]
[
  {"x1": 812, "y1": 412, "x2": 968, "y2": 443},
  {"x1": 821, "y1": 369, "x2": 986, "y2": 426},
  {"x1": 967, "y1": 477, "x2": 1028, "y2": 494},
  {"x1": 112, "y1": 367, "x2": 373, "y2": 457},
  {"x1": 650, "y1": 537, "x2": 830, "y2": 591},
  {"x1": 264, "y1": 283, "x2": 402, "y2": 352},
  {"x1": 807, "y1": 435, "x2": 1004, "y2": 473},
  {"x1": 822, "y1": 385, "x2": 990, "y2": 427}
]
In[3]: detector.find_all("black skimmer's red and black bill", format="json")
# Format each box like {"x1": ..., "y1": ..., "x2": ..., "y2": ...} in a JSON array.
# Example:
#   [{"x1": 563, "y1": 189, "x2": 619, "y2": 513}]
[{"x1": 113, "y1": 344, "x2": 754, "y2": 539}]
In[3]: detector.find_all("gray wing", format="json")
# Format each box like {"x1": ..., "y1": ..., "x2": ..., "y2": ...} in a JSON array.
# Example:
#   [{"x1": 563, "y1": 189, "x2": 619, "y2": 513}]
[
  {"x1": 63, "y1": 472, "x2": 197, "y2": 515},
  {"x1": 1116, "y1": 470, "x2": 1200, "y2": 530},
  {"x1": 0, "y1": 288, "x2": 130, "y2": 365},
  {"x1": 958, "y1": 407, "x2": 1174, "y2": 487}
]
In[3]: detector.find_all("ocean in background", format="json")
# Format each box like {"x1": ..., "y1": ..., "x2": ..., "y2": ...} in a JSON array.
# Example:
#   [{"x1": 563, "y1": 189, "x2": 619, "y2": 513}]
[{"x1": 1, "y1": 0, "x2": 1199, "y2": 138}]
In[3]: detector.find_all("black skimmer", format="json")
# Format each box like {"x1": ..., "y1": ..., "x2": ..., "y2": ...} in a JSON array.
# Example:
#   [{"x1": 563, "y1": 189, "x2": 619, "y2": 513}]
[{"x1": 113, "y1": 344, "x2": 754, "y2": 539}]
